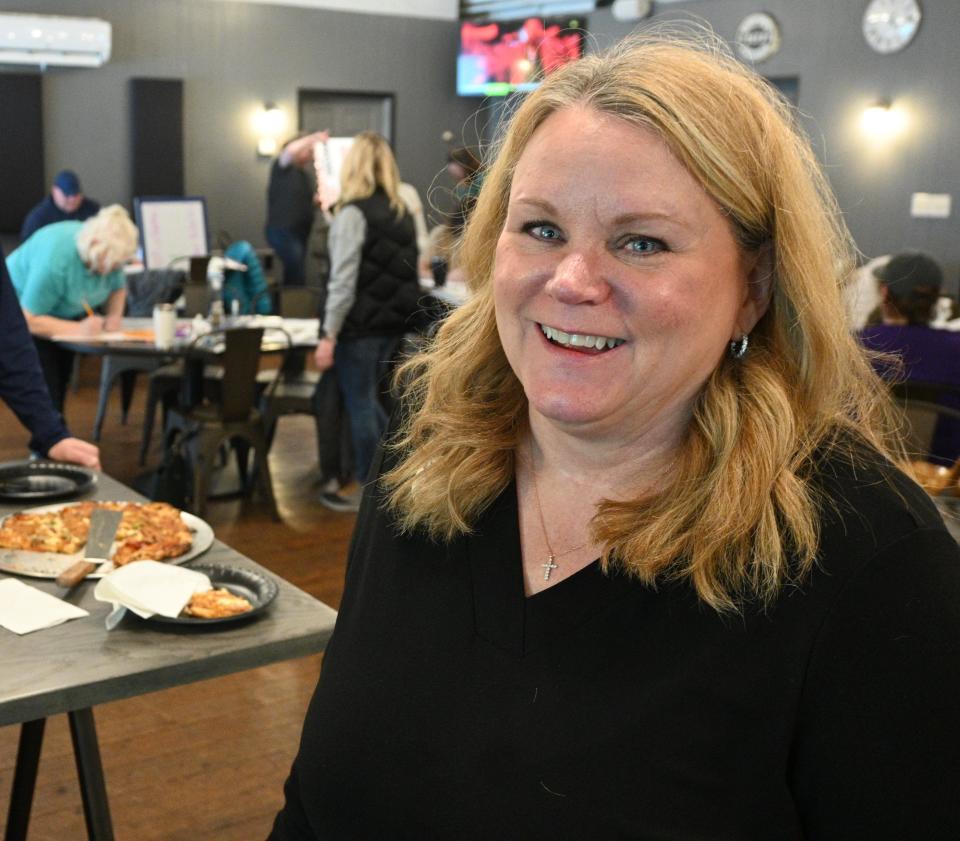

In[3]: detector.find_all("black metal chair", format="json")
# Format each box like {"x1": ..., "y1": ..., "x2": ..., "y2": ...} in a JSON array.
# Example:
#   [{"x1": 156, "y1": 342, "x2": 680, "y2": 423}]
[
  {"x1": 278, "y1": 286, "x2": 321, "y2": 319},
  {"x1": 890, "y1": 380, "x2": 960, "y2": 495},
  {"x1": 161, "y1": 327, "x2": 278, "y2": 518},
  {"x1": 890, "y1": 380, "x2": 960, "y2": 460}
]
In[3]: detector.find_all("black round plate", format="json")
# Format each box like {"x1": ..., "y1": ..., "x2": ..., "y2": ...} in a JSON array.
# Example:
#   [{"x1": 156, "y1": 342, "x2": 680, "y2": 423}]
[
  {"x1": 147, "y1": 563, "x2": 279, "y2": 625},
  {"x1": 0, "y1": 460, "x2": 97, "y2": 501}
]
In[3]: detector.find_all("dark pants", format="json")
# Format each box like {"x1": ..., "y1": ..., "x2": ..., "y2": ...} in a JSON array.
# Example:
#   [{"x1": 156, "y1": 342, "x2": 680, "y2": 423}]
[
  {"x1": 265, "y1": 226, "x2": 306, "y2": 287},
  {"x1": 33, "y1": 337, "x2": 74, "y2": 416},
  {"x1": 311, "y1": 369, "x2": 353, "y2": 487},
  {"x1": 333, "y1": 335, "x2": 400, "y2": 484}
]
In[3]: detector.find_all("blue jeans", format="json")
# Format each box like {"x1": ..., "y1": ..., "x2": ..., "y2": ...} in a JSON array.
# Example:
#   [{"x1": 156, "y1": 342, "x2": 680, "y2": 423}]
[
  {"x1": 334, "y1": 335, "x2": 400, "y2": 483},
  {"x1": 265, "y1": 225, "x2": 306, "y2": 287}
]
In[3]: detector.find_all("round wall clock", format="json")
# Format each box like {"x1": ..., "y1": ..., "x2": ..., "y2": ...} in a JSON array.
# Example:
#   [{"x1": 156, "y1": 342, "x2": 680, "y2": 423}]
[
  {"x1": 862, "y1": 0, "x2": 922, "y2": 54},
  {"x1": 735, "y1": 12, "x2": 782, "y2": 63}
]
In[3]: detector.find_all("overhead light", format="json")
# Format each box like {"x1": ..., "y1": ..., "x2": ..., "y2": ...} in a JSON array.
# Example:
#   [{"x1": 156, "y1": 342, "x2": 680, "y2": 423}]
[
  {"x1": 254, "y1": 102, "x2": 285, "y2": 158},
  {"x1": 861, "y1": 99, "x2": 905, "y2": 137}
]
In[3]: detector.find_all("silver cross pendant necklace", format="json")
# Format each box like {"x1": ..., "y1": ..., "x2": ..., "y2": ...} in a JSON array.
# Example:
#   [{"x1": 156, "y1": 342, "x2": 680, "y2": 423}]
[{"x1": 528, "y1": 442, "x2": 591, "y2": 582}]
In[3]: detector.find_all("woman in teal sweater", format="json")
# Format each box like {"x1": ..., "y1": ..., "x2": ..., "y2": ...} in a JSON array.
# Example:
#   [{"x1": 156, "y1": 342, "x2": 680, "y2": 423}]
[{"x1": 6, "y1": 204, "x2": 138, "y2": 413}]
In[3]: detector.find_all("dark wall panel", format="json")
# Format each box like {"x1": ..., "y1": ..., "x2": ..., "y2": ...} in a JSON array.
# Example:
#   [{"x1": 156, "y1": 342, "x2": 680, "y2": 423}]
[
  {"x1": 129, "y1": 78, "x2": 184, "y2": 199},
  {"x1": 0, "y1": 74, "x2": 44, "y2": 236}
]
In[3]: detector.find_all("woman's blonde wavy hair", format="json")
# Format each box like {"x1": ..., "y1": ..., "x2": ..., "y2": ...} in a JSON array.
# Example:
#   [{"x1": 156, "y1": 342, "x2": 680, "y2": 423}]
[
  {"x1": 75, "y1": 205, "x2": 139, "y2": 275},
  {"x1": 383, "y1": 30, "x2": 900, "y2": 611},
  {"x1": 337, "y1": 132, "x2": 406, "y2": 218}
]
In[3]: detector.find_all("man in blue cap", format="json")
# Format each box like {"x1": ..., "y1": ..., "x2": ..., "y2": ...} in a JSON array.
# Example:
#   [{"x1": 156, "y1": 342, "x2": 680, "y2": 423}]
[{"x1": 19, "y1": 169, "x2": 101, "y2": 243}]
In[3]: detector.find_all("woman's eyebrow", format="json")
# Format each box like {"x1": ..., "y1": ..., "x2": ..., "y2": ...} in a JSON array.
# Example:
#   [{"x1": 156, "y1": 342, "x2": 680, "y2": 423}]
[
  {"x1": 509, "y1": 196, "x2": 557, "y2": 215},
  {"x1": 512, "y1": 196, "x2": 690, "y2": 231}
]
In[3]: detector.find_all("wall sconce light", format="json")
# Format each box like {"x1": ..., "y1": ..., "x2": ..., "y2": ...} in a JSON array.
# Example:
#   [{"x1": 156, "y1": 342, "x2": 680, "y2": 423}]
[
  {"x1": 861, "y1": 99, "x2": 906, "y2": 138},
  {"x1": 254, "y1": 102, "x2": 285, "y2": 158}
]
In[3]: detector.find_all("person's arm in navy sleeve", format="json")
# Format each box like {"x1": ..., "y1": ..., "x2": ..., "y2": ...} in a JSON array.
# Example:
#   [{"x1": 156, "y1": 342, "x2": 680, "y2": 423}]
[{"x1": 0, "y1": 247, "x2": 100, "y2": 468}]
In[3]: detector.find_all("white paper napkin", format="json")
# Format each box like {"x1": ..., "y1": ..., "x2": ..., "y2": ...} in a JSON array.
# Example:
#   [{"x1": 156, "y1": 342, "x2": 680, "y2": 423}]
[
  {"x1": 93, "y1": 561, "x2": 212, "y2": 619},
  {"x1": 0, "y1": 578, "x2": 89, "y2": 635}
]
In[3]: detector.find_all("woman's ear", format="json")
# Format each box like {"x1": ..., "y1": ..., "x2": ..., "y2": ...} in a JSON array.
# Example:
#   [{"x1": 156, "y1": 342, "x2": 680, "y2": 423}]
[{"x1": 735, "y1": 242, "x2": 773, "y2": 338}]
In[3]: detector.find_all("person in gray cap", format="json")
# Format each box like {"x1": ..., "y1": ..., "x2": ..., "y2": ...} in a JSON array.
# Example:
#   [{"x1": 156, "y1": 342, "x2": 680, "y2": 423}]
[
  {"x1": 874, "y1": 251, "x2": 946, "y2": 325},
  {"x1": 19, "y1": 169, "x2": 101, "y2": 243},
  {"x1": 859, "y1": 250, "x2": 960, "y2": 464}
]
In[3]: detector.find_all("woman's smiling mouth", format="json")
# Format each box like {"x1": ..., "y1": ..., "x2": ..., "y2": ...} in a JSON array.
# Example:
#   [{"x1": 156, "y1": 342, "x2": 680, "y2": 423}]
[{"x1": 539, "y1": 322, "x2": 626, "y2": 352}]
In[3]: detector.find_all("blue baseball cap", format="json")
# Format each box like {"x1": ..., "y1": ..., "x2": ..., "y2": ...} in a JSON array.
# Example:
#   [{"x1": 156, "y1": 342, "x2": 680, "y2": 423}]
[{"x1": 53, "y1": 169, "x2": 82, "y2": 196}]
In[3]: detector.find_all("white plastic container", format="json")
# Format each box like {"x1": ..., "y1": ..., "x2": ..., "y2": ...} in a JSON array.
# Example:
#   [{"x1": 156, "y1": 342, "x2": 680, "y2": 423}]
[{"x1": 153, "y1": 303, "x2": 176, "y2": 350}]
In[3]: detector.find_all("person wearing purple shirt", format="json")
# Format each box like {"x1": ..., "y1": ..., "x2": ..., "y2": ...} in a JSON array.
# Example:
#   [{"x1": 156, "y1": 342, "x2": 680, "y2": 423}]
[{"x1": 858, "y1": 251, "x2": 960, "y2": 465}]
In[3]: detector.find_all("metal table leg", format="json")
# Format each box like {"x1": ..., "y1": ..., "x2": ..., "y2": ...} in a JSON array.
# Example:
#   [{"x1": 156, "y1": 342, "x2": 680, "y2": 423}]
[
  {"x1": 68, "y1": 709, "x2": 115, "y2": 841},
  {"x1": 4, "y1": 718, "x2": 45, "y2": 841}
]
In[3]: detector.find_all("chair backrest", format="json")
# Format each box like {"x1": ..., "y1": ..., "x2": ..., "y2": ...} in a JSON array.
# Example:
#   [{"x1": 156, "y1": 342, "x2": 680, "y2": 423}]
[
  {"x1": 189, "y1": 256, "x2": 212, "y2": 286},
  {"x1": 125, "y1": 269, "x2": 185, "y2": 316},
  {"x1": 181, "y1": 283, "x2": 210, "y2": 318},
  {"x1": 278, "y1": 286, "x2": 321, "y2": 319},
  {"x1": 191, "y1": 327, "x2": 265, "y2": 422},
  {"x1": 890, "y1": 380, "x2": 960, "y2": 461}
]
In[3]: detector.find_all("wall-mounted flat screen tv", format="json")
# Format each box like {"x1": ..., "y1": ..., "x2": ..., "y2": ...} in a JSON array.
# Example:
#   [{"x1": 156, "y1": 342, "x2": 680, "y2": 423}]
[{"x1": 457, "y1": 16, "x2": 585, "y2": 97}]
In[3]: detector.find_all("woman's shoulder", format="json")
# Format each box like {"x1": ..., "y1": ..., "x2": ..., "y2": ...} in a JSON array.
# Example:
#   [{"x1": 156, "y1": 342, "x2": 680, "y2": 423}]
[{"x1": 809, "y1": 439, "x2": 957, "y2": 574}]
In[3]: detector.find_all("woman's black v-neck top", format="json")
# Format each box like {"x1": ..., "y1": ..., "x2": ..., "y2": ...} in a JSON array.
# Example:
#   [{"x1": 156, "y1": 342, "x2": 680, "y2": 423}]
[{"x1": 269, "y1": 447, "x2": 960, "y2": 841}]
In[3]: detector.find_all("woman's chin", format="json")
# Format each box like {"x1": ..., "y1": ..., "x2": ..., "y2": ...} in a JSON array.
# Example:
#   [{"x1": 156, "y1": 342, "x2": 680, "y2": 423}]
[{"x1": 527, "y1": 392, "x2": 613, "y2": 429}]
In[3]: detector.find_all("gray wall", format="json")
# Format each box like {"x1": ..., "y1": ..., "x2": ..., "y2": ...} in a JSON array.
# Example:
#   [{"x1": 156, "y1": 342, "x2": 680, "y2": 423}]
[
  {"x1": 588, "y1": 0, "x2": 960, "y2": 286},
  {"x1": 0, "y1": 0, "x2": 479, "y2": 246},
  {"x1": 3, "y1": 0, "x2": 958, "y2": 282}
]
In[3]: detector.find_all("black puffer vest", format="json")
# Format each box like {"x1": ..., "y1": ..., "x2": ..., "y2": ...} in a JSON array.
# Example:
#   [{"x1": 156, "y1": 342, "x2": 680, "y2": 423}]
[{"x1": 338, "y1": 190, "x2": 419, "y2": 339}]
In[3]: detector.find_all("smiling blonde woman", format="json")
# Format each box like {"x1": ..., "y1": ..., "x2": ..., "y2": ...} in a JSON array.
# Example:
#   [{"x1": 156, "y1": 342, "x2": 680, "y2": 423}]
[{"x1": 271, "y1": 30, "x2": 960, "y2": 840}]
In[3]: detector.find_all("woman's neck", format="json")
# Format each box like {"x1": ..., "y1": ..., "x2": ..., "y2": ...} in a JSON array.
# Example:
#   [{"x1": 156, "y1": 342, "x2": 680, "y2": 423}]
[{"x1": 524, "y1": 411, "x2": 685, "y2": 503}]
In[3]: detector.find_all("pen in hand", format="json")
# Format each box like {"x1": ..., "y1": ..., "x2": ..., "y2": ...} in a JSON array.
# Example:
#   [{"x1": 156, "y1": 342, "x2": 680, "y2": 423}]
[{"x1": 80, "y1": 299, "x2": 105, "y2": 336}]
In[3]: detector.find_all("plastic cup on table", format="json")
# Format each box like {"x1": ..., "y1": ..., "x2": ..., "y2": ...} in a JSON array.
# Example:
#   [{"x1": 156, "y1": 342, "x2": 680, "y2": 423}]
[{"x1": 153, "y1": 303, "x2": 176, "y2": 350}]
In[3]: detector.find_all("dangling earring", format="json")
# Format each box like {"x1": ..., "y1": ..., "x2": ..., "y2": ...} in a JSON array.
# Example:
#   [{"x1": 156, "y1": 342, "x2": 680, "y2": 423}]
[{"x1": 729, "y1": 334, "x2": 749, "y2": 360}]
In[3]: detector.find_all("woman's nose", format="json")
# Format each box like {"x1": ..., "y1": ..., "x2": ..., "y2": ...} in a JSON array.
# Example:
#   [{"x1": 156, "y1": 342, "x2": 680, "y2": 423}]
[{"x1": 544, "y1": 250, "x2": 610, "y2": 304}]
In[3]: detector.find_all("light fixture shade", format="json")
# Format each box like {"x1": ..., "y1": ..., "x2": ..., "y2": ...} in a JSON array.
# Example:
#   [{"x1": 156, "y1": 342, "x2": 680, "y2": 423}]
[
  {"x1": 261, "y1": 103, "x2": 285, "y2": 135},
  {"x1": 255, "y1": 102, "x2": 286, "y2": 158},
  {"x1": 861, "y1": 100, "x2": 905, "y2": 136},
  {"x1": 257, "y1": 137, "x2": 279, "y2": 157}
]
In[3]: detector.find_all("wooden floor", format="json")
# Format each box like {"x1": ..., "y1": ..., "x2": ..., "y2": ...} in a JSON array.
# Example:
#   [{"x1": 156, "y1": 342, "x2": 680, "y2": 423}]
[{"x1": 0, "y1": 356, "x2": 356, "y2": 840}]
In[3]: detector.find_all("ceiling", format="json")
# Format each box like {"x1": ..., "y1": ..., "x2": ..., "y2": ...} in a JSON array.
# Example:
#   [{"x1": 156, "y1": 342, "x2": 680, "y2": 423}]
[
  {"x1": 205, "y1": 0, "x2": 701, "y2": 21},
  {"x1": 206, "y1": 0, "x2": 459, "y2": 20}
]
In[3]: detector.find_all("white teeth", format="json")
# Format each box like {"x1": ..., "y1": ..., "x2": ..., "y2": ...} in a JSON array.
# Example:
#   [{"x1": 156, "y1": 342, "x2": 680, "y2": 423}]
[{"x1": 539, "y1": 323, "x2": 624, "y2": 351}]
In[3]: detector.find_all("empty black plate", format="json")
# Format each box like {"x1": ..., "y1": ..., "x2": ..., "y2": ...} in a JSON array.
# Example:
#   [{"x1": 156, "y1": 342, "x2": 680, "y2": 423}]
[{"x1": 0, "y1": 460, "x2": 97, "y2": 501}]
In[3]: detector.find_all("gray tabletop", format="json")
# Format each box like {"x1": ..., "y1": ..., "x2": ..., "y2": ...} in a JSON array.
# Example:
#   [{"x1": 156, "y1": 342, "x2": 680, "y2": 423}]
[
  {"x1": 0, "y1": 471, "x2": 337, "y2": 727},
  {"x1": 54, "y1": 316, "x2": 320, "y2": 357}
]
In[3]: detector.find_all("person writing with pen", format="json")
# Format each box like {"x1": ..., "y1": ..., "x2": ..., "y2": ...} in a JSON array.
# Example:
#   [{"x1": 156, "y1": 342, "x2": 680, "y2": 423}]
[{"x1": 5, "y1": 205, "x2": 139, "y2": 416}]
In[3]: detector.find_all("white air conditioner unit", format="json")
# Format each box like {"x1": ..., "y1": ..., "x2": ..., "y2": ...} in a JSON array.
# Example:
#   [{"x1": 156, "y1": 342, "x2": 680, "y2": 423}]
[{"x1": 0, "y1": 13, "x2": 111, "y2": 68}]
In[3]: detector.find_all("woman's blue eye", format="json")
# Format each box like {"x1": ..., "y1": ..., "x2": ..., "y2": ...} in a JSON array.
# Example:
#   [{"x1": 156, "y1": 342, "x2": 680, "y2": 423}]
[
  {"x1": 524, "y1": 222, "x2": 563, "y2": 241},
  {"x1": 624, "y1": 237, "x2": 663, "y2": 254}
]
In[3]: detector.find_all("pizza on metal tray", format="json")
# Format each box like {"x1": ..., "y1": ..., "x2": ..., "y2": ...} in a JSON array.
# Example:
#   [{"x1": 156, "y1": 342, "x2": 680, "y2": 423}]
[{"x1": 0, "y1": 501, "x2": 193, "y2": 565}]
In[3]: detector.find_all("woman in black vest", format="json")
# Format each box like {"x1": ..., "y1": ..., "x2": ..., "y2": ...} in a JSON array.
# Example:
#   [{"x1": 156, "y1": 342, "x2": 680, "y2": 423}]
[{"x1": 314, "y1": 132, "x2": 419, "y2": 495}]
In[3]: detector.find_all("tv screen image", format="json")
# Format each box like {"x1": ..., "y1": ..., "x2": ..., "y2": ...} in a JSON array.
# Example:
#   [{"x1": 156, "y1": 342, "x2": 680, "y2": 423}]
[{"x1": 457, "y1": 16, "x2": 585, "y2": 97}]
